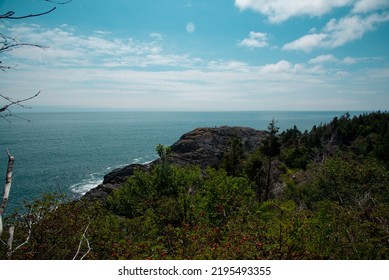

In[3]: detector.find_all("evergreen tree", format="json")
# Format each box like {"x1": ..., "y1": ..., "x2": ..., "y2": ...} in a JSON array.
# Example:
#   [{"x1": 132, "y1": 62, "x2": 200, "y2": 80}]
[
  {"x1": 222, "y1": 137, "x2": 244, "y2": 176},
  {"x1": 261, "y1": 119, "x2": 281, "y2": 201}
]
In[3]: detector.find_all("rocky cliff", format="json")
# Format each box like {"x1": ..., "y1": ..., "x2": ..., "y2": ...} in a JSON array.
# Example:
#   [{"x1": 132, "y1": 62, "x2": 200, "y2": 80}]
[{"x1": 84, "y1": 126, "x2": 266, "y2": 201}]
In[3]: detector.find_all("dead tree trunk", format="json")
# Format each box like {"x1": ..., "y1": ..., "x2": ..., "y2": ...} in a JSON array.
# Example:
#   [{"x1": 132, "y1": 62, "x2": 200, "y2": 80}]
[{"x1": 0, "y1": 149, "x2": 15, "y2": 237}]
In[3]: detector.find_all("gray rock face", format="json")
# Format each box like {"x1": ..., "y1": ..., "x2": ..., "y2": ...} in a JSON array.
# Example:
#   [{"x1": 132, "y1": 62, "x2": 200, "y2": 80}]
[
  {"x1": 102, "y1": 163, "x2": 151, "y2": 184},
  {"x1": 83, "y1": 126, "x2": 265, "y2": 201},
  {"x1": 169, "y1": 126, "x2": 265, "y2": 168},
  {"x1": 83, "y1": 163, "x2": 152, "y2": 201}
]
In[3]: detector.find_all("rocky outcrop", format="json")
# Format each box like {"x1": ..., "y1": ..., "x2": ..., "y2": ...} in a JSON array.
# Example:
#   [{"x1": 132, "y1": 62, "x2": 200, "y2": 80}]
[
  {"x1": 169, "y1": 126, "x2": 265, "y2": 168},
  {"x1": 84, "y1": 126, "x2": 266, "y2": 201},
  {"x1": 83, "y1": 163, "x2": 152, "y2": 201}
]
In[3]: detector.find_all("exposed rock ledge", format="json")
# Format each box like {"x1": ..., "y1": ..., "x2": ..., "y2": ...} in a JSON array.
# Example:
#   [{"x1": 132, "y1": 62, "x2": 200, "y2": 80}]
[{"x1": 84, "y1": 126, "x2": 266, "y2": 201}]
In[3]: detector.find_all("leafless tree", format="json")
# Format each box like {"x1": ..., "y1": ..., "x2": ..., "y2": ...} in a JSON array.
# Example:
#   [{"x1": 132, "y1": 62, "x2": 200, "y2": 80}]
[
  {"x1": 0, "y1": 150, "x2": 14, "y2": 238},
  {"x1": 1, "y1": 0, "x2": 72, "y2": 258}
]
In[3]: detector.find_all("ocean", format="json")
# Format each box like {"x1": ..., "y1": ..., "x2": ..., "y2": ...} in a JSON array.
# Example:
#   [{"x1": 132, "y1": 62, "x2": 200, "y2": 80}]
[{"x1": 0, "y1": 111, "x2": 365, "y2": 212}]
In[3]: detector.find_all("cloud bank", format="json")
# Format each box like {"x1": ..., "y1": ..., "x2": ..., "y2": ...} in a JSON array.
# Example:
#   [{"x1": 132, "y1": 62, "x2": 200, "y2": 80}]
[{"x1": 283, "y1": 12, "x2": 389, "y2": 52}]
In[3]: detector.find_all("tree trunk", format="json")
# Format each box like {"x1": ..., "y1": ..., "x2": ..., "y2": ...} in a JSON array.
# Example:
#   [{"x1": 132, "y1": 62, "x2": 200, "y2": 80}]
[
  {"x1": 265, "y1": 156, "x2": 271, "y2": 201},
  {"x1": 0, "y1": 150, "x2": 14, "y2": 237}
]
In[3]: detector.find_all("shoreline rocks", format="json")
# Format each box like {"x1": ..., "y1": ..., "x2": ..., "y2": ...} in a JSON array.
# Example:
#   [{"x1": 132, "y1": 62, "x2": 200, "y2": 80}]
[{"x1": 84, "y1": 126, "x2": 266, "y2": 201}]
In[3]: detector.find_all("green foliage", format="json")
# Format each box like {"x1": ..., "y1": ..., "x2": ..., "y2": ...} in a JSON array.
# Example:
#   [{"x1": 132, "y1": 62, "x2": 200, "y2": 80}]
[
  {"x1": 194, "y1": 168, "x2": 255, "y2": 227},
  {"x1": 281, "y1": 146, "x2": 309, "y2": 169},
  {"x1": 291, "y1": 153, "x2": 389, "y2": 208},
  {"x1": 221, "y1": 137, "x2": 244, "y2": 176},
  {"x1": 107, "y1": 164, "x2": 202, "y2": 221},
  {"x1": 261, "y1": 119, "x2": 281, "y2": 159},
  {"x1": 261, "y1": 119, "x2": 281, "y2": 201},
  {"x1": 2, "y1": 111, "x2": 389, "y2": 260},
  {"x1": 156, "y1": 143, "x2": 171, "y2": 159},
  {"x1": 243, "y1": 149, "x2": 264, "y2": 201},
  {"x1": 281, "y1": 125, "x2": 302, "y2": 146}
]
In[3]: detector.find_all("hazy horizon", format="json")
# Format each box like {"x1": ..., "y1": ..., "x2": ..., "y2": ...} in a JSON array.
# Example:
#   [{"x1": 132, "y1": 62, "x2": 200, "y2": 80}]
[{"x1": 9, "y1": 105, "x2": 374, "y2": 114}]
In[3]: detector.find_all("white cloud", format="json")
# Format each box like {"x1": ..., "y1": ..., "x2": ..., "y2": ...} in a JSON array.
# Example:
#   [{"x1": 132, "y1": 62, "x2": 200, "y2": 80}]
[
  {"x1": 94, "y1": 30, "x2": 112, "y2": 36},
  {"x1": 3, "y1": 57, "x2": 387, "y2": 111},
  {"x1": 283, "y1": 12, "x2": 389, "y2": 52},
  {"x1": 2, "y1": 23, "x2": 388, "y2": 111},
  {"x1": 239, "y1": 31, "x2": 268, "y2": 49},
  {"x1": 260, "y1": 60, "x2": 293, "y2": 73},
  {"x1": 342, "y1": 57, "x2": 359, "y2": 64},
  {"x1": 208, "y1": 60, "x2": 250, "y2": 72},
  {"x1": 353, "y1": 0, "x2": 389, "y2": 13},
  {"x1": 150, "y1": 33, "x2": 163, "y2": 41},
  {"x1": 235, "y1": 0, "x2": 354, "y2": 23},
  {"x1": 309, "y1": 55, "x2": 338, "y2": 64},
  {"x1": 4, "y1": 24, "x2": 200, "y2": 69},
  {"x1": 324, "y1": 12, "x2": 389, "y2": 47},
  {"x1": 283, "y1": 33, "x2": 327, "y2": 52},
  {"x1": 336, "y1": 71, "x2": 351, "y2": 77}
]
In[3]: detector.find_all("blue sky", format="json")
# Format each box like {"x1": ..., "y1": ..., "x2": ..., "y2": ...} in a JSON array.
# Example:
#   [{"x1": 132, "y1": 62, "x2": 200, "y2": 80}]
[{"x1": 1, "y1": 0, "x2": 388, "y2": 111}]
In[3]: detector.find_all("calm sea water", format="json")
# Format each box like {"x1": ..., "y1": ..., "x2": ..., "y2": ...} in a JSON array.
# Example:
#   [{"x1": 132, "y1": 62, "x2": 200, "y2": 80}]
[{"x1": 0, "y1": 111, "x2": 364, "y2": 211}]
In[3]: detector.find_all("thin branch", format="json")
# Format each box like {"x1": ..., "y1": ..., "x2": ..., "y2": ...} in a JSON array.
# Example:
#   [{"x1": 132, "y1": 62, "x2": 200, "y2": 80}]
[
  {"x1": 0, "y1": 7, "x2": 56, "y2": 20},
  {"x1": 5, "y1": 205, "x2": 36, "y2": 258},
  {"x1": 0, "y1": 0, "x2": 72, "y2": 20},
  {"x1": 80, "y1": 235, "x2": 91, "y2": 260},
  {"x1": 0, "y1": 65, "x2": 13, "y2": 72},
  {"x1": 0, "y1": 91, "x2": 40, "y2": 113},
  {"x1": 0, "y1": 113, "x2": 13, "y2": 124},
  {"x1": 0, "y1": 216, "x2": 3, "y2": 238},
  {"x1": 0, "y1": 11, "x2": 14, "y2": 19},
  {"x1": 45, "y1": 0, "x2": 73, "y2": 4},
  {"x1": 254, "y1": 166, "x2": 264, "y2": 181},
  {"x1": 1, "y1": 33, "x2": 47, "y2": 72},
  {"x1": 1, "y1": 113, "x2": 33, "y2": 123},
  {"x1": 73, "y1": 223, "x2": 91, "y2": 260},
  {"x1": 13, "y1": 210, "x2": 33, "y2": 252},
  {"x1": 1, "y1": 42, "x2": 47, "y2": 54}
]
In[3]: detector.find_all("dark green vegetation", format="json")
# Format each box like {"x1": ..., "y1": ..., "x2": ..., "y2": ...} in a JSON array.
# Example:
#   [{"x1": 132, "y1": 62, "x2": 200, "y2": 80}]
[{"x1": 1, "y1": 111, "x2": 388, "y2": 259}]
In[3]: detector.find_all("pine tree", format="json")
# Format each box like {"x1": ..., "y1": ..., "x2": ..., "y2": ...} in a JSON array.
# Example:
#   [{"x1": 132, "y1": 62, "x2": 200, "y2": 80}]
[{"x1": 261, "y1": 119, "x2": 281, "y2": 201}]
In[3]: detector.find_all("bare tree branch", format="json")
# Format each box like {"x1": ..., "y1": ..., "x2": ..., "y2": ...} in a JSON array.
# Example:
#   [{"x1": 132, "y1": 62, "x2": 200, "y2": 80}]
[
  {"x1": 0, "y1": 150, "x2": 14, "y2": 214},
  {"x1": 0, "y1": 150, "x2": 15, "y2": 237},
  {"x1": 0, "y1": 0, "x2": 72, "y2": 257},
  {"x1": 12, "y1": 207, "x2": 33, "y2": 252},
  {"x1": 1, "y1": 33, "x2": 47, "y2": 72},
  {"x1": 0, "y1": 42, "x2": 47, "y2": 54},
  {"x1": 0, "y1": 11, "x2": 14, "y2": 19},
  {"x1": 73, "y1": 223, "x2": 91, "y2": 260},
  {"x1": 0, "y1": 91, "x2": 41, "y2": 113},
  {"x1": 1, "y1": 112, "x2": 35, "y2": 123},
  {"x1": 45, "y1": 0, "x2": 73, "y2": 4},
  {"x1": 0, "y1": 7, "x2": 56, "y2": 20},
  {"x1": 80, "y1": 235, "x2": 91, "y2": 260},
  {"x1": 0, "y1": 0, "x2": 72, "y2": 20},
  {"x1": 6, "y1": 226, "x2": 15, "y2": 258}
]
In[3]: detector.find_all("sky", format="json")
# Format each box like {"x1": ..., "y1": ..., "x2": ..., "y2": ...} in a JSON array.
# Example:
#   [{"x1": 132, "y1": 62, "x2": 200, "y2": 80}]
[{"x1": 0, "y1": 0, "x2": 388, "y2": 111}]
